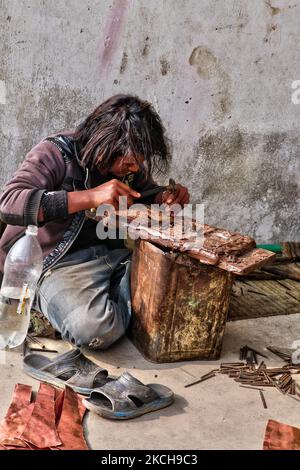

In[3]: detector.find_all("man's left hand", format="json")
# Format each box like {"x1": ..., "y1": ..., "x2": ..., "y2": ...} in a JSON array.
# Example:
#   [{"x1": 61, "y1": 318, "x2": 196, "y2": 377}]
[{"x1": 154, "y1": 184, "x2": 190, "y2": 207}]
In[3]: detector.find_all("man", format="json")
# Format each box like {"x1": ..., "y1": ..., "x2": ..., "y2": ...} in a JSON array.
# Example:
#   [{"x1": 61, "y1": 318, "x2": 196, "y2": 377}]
[{"x1": 0, "y1": 94, "x2": 189, "y2": 349}]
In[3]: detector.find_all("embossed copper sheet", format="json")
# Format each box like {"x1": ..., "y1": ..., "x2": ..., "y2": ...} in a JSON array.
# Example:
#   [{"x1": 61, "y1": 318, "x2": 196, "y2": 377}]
[{"x1": 86, "y1": 206, "x2": 275, "y2": 275}]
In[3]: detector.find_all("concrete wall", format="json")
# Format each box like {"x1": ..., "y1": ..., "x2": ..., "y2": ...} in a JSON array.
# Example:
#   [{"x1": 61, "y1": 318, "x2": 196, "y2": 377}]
[{"x1": 0, "y1": 0, "x2": 299, "y2": 242}]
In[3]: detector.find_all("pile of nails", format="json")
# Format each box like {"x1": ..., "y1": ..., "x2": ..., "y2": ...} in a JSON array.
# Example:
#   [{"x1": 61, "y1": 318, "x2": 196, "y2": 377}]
[
  {"x1": 219, "y1": 362, "x2": 298, "y2": 395},
  {"x1": 184, "y1": 345, "x2": 300, "y2": 409}
]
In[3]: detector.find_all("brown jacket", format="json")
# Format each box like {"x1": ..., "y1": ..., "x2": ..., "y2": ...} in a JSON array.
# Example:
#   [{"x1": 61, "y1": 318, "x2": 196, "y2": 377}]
[{"x1": 0, "y1": 131, "x2": 158, "y2": 276}]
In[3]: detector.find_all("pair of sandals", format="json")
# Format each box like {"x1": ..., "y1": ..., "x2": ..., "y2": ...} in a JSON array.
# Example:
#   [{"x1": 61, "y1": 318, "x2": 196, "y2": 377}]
[{"x1": 23, "y1": 348, "x2": 174, "y2": 420}]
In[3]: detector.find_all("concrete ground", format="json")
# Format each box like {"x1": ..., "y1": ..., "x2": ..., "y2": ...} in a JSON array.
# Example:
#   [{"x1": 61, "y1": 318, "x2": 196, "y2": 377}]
[{"x1": 1, "y1": 313, "x2": 300, "y2": 450}]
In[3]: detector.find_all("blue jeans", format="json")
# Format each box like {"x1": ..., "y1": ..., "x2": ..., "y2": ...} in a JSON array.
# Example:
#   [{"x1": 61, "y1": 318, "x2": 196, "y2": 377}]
[{"x1": 34, "y1": 244, "x2": 132, "y2": 349}]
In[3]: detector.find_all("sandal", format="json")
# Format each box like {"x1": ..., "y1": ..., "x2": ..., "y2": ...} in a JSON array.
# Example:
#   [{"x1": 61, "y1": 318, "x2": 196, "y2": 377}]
[
  {"x1": 23, "y1": 348, "x2": 114, "y2": 395},
  {"x1": 82, "y1": 372, "x2": 174, "y2": 420}
]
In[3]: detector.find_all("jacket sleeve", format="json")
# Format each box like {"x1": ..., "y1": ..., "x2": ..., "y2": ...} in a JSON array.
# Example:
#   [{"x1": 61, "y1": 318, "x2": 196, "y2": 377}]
[{"x1": 0, "y1": 141, "x2": 67, "y2": 226}]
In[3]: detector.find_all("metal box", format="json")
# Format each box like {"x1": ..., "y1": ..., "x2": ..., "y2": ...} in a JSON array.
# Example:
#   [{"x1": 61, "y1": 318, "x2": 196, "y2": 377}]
[{"x1": 129, "y1": 240, "x2": 233, "y2": 362}]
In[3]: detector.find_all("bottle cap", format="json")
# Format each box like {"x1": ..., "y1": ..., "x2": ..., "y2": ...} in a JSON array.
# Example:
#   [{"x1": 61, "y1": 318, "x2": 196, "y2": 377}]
[{"x1": 26, "y1": 225, "x2": 38, "y2": 236}]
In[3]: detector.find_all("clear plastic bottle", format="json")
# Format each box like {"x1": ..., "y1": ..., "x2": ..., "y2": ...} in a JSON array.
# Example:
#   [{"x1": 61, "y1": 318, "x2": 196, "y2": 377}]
[{"x1": 0, "y1": 225, "x2": 43, "y2": 349}]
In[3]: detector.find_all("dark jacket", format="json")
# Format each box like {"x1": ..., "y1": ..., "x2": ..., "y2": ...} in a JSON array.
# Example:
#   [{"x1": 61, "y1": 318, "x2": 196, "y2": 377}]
[{"x1": 0, "y1": 131, "x2": 159, "y2": 276}]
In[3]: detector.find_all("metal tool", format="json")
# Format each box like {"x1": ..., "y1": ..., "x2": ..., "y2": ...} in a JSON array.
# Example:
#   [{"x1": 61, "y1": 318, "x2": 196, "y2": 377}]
[{"x1": 139, "y1": 178, "x2": 176, "y2": 199}]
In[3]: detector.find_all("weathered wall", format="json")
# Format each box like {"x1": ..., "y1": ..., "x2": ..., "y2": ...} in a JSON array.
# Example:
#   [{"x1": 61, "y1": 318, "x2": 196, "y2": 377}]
[{"x1": 0, "y1": 0, "x2": 299, "y2": 242}]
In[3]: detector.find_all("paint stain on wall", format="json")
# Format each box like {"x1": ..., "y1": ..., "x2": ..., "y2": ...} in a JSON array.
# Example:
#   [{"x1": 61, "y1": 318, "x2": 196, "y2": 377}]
[
  {"x1": 98, "y1": 0, "x2": 131, "y2": 74},
  {"x1": 189, "y1": 46, "x2": 232, "y2": 123},
  {"x1": 265, "y1": 0, "x2": 281, "y2": 16},
  {"x1": 120, "y1": 51, "x2": 128, "y2": 74},
  {"x1": 264, "y1": 1, "x2": 281, "y2": 45},
  {"x1": 265, "y1": 23, "x2": 278, "y2": 41},
  {"x1": 160, "y1": 56, "x2": 170, "y2": 76}
]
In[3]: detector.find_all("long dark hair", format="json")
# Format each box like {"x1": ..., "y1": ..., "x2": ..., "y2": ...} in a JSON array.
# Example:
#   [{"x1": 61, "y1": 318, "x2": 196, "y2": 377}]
[{"x1": 73, "y1": 94, "x2": 171, "y2": 176}]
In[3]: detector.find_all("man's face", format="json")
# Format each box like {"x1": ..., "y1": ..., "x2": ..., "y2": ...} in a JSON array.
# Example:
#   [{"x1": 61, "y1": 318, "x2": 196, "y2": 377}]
[{"x1": 109, "y1": 153, "x2": 145, "y2": 178}]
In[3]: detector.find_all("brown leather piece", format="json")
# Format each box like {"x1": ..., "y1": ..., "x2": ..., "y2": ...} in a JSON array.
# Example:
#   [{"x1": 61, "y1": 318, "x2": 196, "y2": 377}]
[{"x1": 263, "y1": 419, "x2": 300, "y2": 450}]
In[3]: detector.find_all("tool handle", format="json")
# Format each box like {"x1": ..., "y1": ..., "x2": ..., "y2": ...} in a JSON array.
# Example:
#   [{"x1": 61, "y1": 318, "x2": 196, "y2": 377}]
[{"x1": 139, "y1": 185, "x2": 168, "y2": 198}]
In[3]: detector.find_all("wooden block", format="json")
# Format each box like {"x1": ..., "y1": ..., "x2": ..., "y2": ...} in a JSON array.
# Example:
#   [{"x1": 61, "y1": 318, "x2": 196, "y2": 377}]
[{"x1": 281, "y1": 242, "x2": 300, "y2": 260}]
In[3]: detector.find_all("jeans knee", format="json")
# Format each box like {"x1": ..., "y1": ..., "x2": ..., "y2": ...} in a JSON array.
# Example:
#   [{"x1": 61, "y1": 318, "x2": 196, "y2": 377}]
[
  {"x1": 82, "y1": 327, "x2": 126, "y2": 350},
  {"x1": 64, "y1": 318, "x2": 126, "y2": 350}
]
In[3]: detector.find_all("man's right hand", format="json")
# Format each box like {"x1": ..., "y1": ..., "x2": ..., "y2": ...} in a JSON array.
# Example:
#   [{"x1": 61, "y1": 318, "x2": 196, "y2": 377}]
[
  {"x1": 88, "y1": 179, "x2": 141, "y2": 209},
  {"x1": 67, "y1": 179, "x2": 141, "y2": 215}
]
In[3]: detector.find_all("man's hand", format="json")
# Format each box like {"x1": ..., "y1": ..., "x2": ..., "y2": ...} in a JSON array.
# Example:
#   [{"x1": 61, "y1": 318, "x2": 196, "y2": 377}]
[
  {"x1": 88, "y1": 179, "x2": 140, "y2": 209},
  {"x1": 67, "y1": 179, "x2": 141, "y2": 215},
  {"x1": 154, "y1": 184, "x2": 190, "y2": 207}
]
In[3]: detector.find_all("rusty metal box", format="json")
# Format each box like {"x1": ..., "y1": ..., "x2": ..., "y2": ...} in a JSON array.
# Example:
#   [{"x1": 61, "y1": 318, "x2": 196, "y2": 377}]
[{"x1": 129, "y1": 240, "x2": 233, "y2": 363}]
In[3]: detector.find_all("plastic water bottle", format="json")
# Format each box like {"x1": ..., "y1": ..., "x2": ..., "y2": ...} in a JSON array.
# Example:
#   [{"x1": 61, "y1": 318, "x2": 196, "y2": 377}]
[{"x1": 0, "y1": 225, "x2": 43, "y2": 349}]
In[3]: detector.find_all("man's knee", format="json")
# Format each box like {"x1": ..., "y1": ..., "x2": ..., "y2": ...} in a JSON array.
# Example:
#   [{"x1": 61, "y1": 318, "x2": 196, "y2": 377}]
[
  {"x1": 63, "y1": 313, "x2": 127, "y2": 350},
  {"x1": 84, "y1": 329, "x2": 125, "y2": 349}
]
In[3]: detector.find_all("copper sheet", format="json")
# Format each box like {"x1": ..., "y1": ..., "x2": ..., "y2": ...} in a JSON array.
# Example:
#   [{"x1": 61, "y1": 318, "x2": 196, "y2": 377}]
[
  {"x1": 86, "y1": 206, "x2": 275, "y2": 275},
  {"x1": 263, "y1": 419, "x2": 300, "y2": 450},
  {"x1": 0, "y1": 384, "x2": 33, "y2": 448},
  {"x1": 20, "y1": 383, "x2": 61, "y2": 449},
  {"x1": 54, "y1": 386, "x2": 88, "y2": 450},
  {"x1": 1, "y1": 383, "x2": 88, "y2": 451}
]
